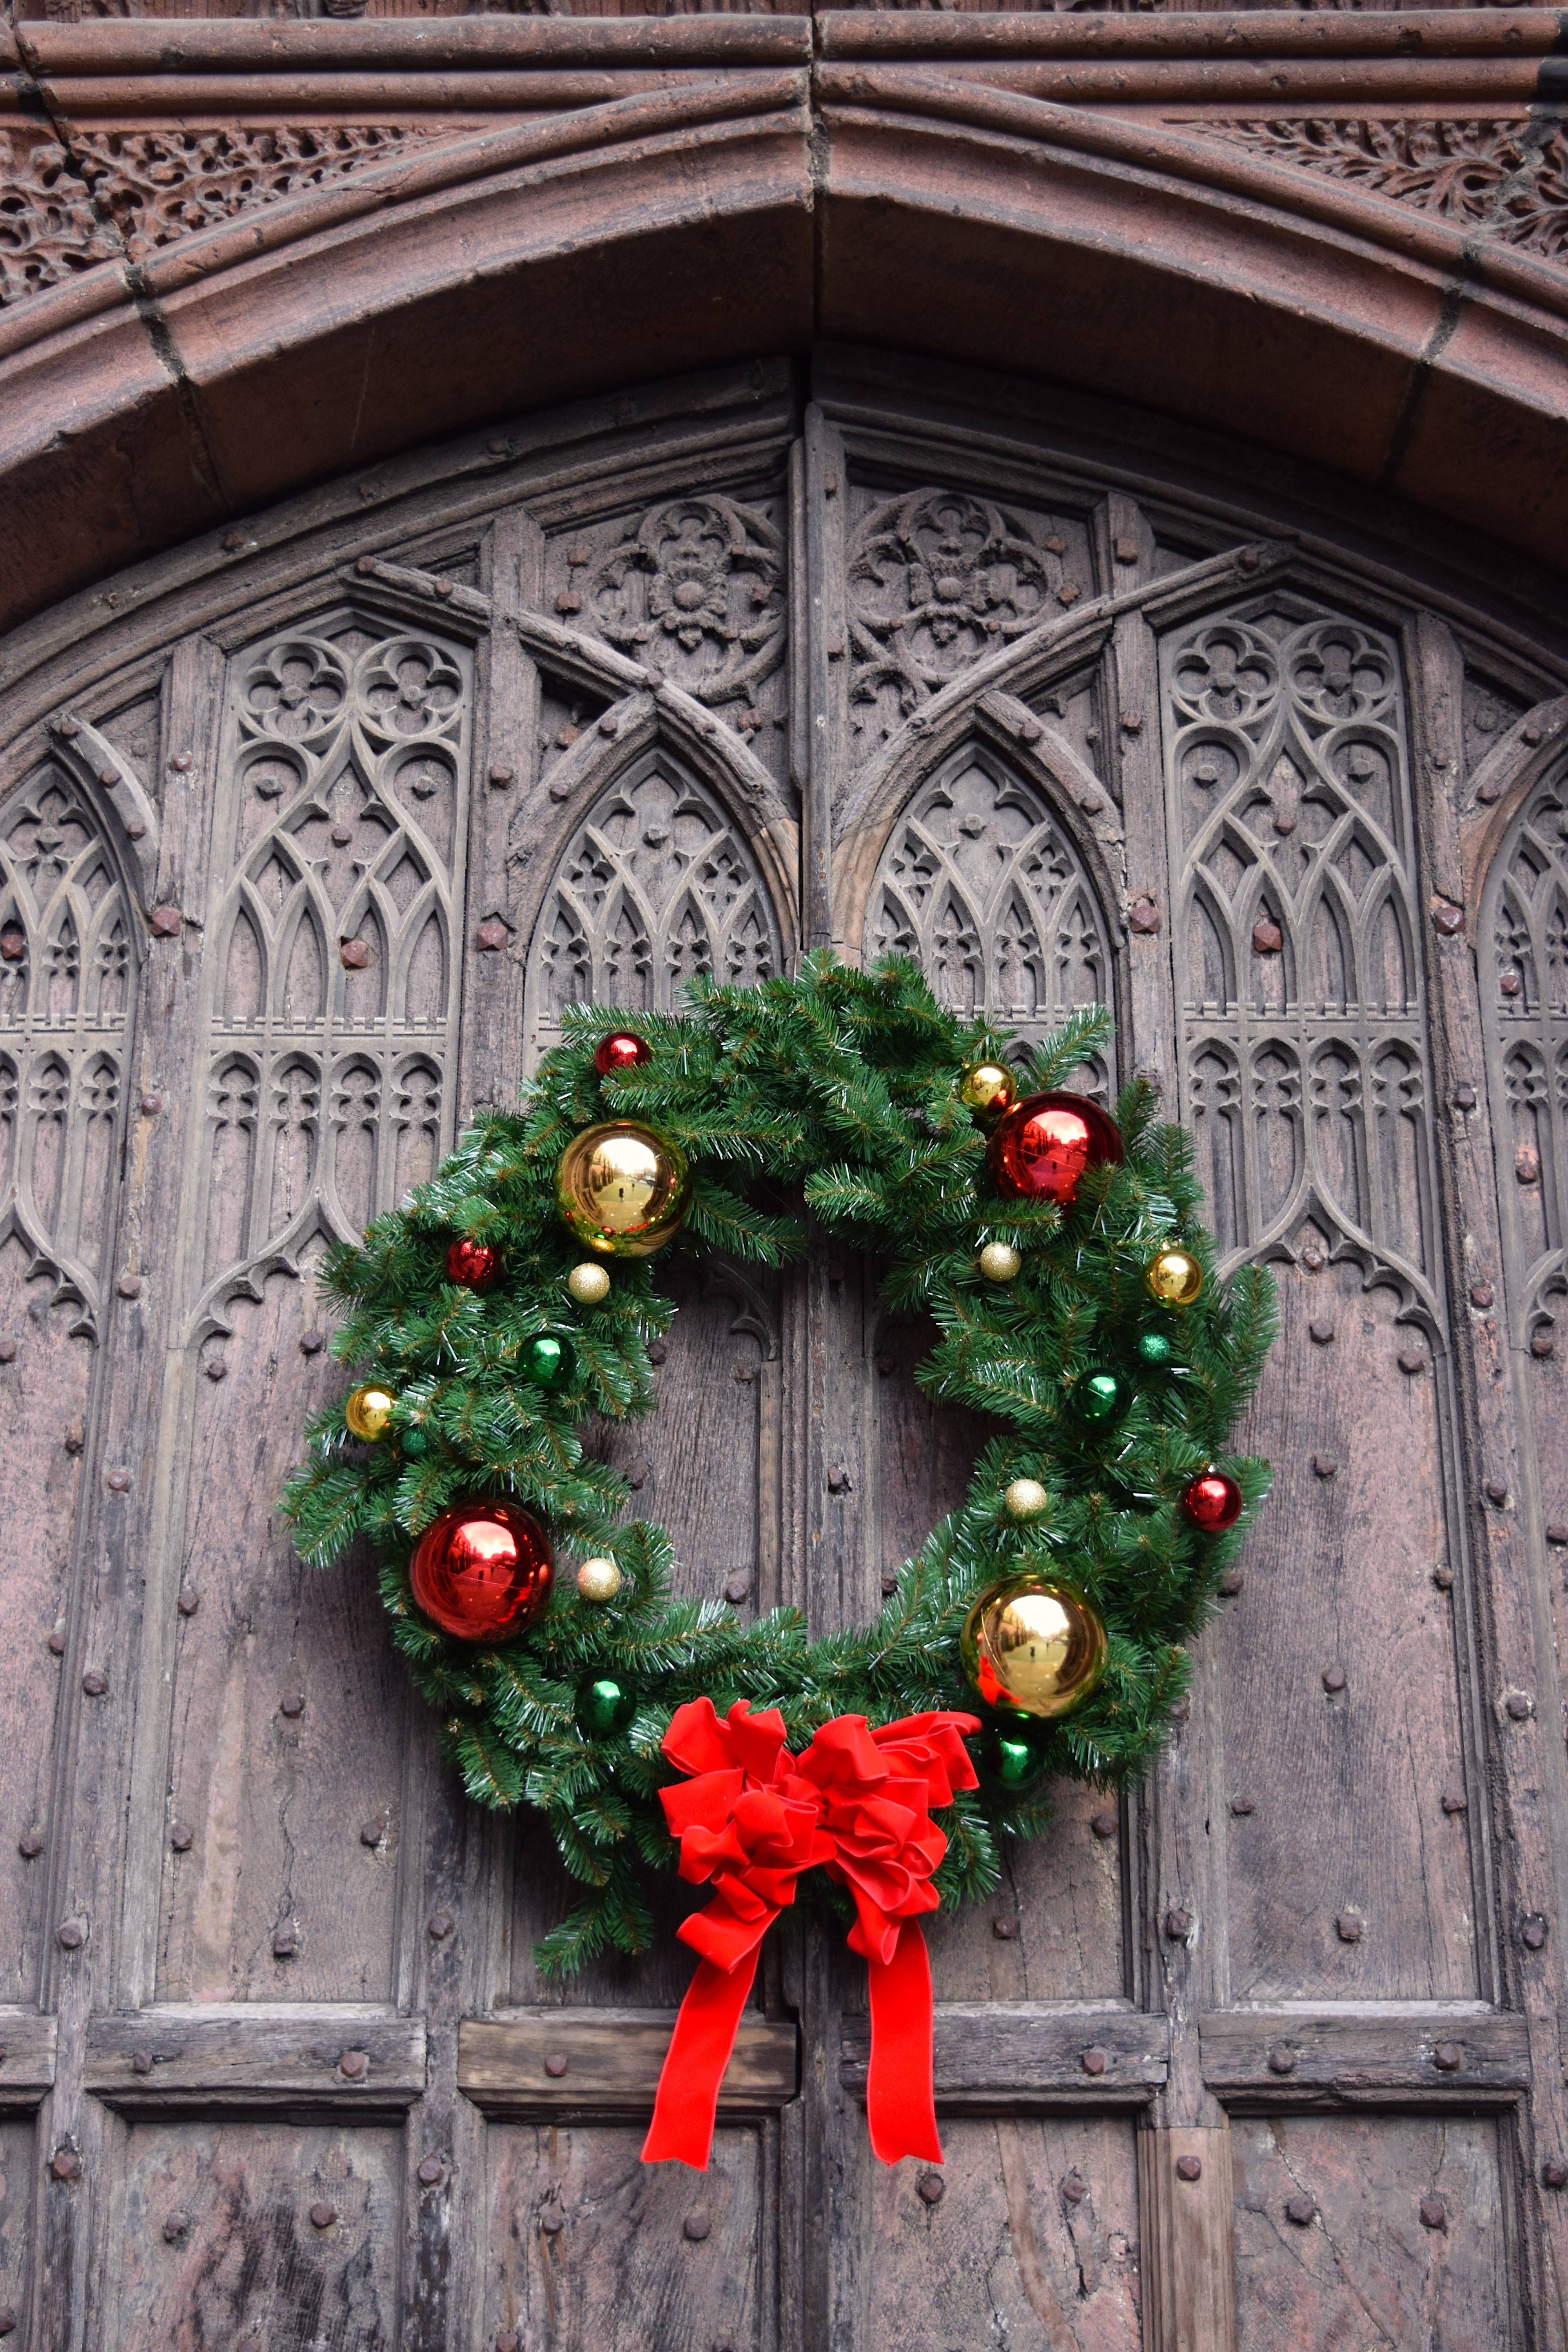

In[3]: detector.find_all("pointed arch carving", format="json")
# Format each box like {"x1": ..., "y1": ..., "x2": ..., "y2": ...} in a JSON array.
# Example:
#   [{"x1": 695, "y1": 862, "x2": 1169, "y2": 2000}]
[
  {"x1": 0, "y1": 751, "x2": 136, "y2": 1322},
  {"x1": 189, "y1": 603, "x2": 473, "y2": 1337},
  {"x1": 1160, "y1": 586, "x2": 1440, "y2": 1321}
]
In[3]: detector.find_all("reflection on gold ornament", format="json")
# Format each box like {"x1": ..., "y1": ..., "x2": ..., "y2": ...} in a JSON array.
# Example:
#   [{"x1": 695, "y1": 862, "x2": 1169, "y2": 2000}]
[
  {"x1": 1145, "y1": 1246, "x2": 1204, "y2": 1308},
  {"x1": 556, "y1": 1122, "x2": 692, "y2": 1258},
  {"x1": 344, "y1": 1383, "x2": 396, "y2": 1441},
  {"x1": 961, "y1": 1576, "x2": 1108, "y2": 1720},
  {"x1": 958, "y1": 1062, "x2": 1018, "y2": 1120}
]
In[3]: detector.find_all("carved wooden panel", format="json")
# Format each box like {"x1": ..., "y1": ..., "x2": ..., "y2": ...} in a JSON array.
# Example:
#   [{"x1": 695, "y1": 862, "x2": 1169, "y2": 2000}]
[
  {"x1": 196, "y1": 606, "x2": 471, "y2": 1328},
  {"x1": 523, "y1": 744, "x2": 783, "y2": 1054},
  {"x1": 862, "y1": 740, "x2": 1116, "y2": 1074}
]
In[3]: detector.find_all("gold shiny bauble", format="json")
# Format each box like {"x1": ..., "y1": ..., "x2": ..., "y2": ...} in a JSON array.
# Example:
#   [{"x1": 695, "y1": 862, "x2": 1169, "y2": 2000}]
[
  {"x1": 961, "y1": 1576, "x2": 1109, "y2": 1720},
  {"x1": 1004, "y1": 1477, "x2": 1049, "y2": 1521},
  {"x1": 979, "y1": 1241, "x2": 1022, "y2": 1284},
  {"x1": 958, "y1": 1061, "x2": 1019, "y2": 1120},
  {"x1": 576, "y1": 1557, "x2": 623, "y2": 1602},
  {"x1": 1145, "y1": 1246, "x2": 1205, "y2": 1308},
  {"x1": 345, "y1": 1383, "x2": 396, "y2": 1441},
  {"x1": 556, "y1": 1121, "x2": 692, "y2": 1258},
  {"x1": 567, "y1": 1261, "x2": 612, "y2": 1305}
]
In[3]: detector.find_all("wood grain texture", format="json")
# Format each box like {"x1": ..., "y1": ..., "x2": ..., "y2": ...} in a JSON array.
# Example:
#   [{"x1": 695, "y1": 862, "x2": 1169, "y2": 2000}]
[
  {"x1": 85, "y1": 2006, "x2": 425, "y2": 2107},
  {"x1": 0, "y1": 2122, "x2": 32, "y2": 2337},
  {"x1": 864, "y1": 2117, "x2": 1141, "y2": 2352},
  {"x1": 1231, "y1": 2113, "x2": 1509, "y2": 2350},
  {"x1": 1200, "y1": 2006, "x2": 1528, "y2": 2104},
  {"x1": 460, "y1": 2011, "x2": 796, "y2": 2111},
  {"x1": 840, "y1": 2005, "x2": 1167, "y2": 2104},
  {"x1": 483, "y1": 2120, "x2": 764, "y2": 2352},
  {"x1": 1140, "y1": 2125, "x2": 1238, "y2": 2352}
]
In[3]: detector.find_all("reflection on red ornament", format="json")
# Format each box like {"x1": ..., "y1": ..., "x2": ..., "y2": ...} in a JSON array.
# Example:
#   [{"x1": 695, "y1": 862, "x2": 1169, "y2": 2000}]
[
  {"x1": 446, "y1": 1238, "x2": 499, "y2": 1290},
  {"x1": 410, "y1": 1501, "x2": 554, "y2": 1641},
  {"x1": 987, "y1": 1091, "x2": 1125, "y2": 1208},
  {"x1": 1181, "y1": 1471, "x2": 1244, "y2": 1534},
  {"x1": 594, "y1": 1031, "x2": 652, "y2": 1078}
]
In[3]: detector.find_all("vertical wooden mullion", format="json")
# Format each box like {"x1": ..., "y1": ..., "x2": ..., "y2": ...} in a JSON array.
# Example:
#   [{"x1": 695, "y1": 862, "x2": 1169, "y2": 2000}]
[
  {"x1": 1408, "y1": 612, "x2": 1568, "y2": 2350},
  {"x1": 803, "y1": 407, "x2": 845, "y2": 956}
]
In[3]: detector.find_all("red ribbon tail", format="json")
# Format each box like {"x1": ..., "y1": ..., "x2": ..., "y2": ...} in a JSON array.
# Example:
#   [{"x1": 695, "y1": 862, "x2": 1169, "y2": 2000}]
[
  {"x1": 866, "y1": 1919, "x2": 943, "y2": 2166},
  {"x1": 642, "y1": 1948, "x2": 762, "y2": 2171}
]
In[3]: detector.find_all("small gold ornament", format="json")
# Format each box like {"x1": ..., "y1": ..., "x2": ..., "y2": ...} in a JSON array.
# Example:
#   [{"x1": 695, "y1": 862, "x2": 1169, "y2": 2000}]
[
  {"x1": 556, "y1": 1121, "x2": 692, "y2": 1258},
  {"x1": 576, "y1": 1557, "x2": 623, "y2": 1602},
  {"x1": 958, "y1": 1061, "x2": 1018, "y2": 1121},
  {"x1": 961, "y1": 1575, "x2": 1109, "y2": 1719},
  {"x1": 567, "y1": 1261, "x2": 612, "y2": 1305},
  {"x1": 979, "y1": 1241, "x2": 1022, "y2": 1284},
  {"x1": 344, "y1": 1383, "x2": 396, "y2": 1441},
  {"x1": 1004, "y1": 1476, "x2": 1049, "y2": 1521},
  {"x1": 1145, "y1": 1246, "x2": 1204, "y2": 1308}
]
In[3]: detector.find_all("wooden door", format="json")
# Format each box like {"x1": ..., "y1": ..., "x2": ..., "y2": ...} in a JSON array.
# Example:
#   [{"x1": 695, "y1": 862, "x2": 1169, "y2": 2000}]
[{"x1": 1, "y1": 348, "x2": 1564, "y2": 2350}]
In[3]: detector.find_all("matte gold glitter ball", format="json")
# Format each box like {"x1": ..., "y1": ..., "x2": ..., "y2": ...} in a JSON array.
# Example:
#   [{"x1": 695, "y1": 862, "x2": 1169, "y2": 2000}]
[
  {"x1": 344, "y1": 1383, "x2": 396, "y2": 1441},
  {"x1": 567, "y1": 1261, "x2": 612, "y2": 1305},
  {"x1": 575, "y1": 1557, "x2": 623, "y2": 1602},
  {"x1": 1144, "y1": 1245, "x2": 1205, "y2": 1308},
  {"x1": 979, "y1": 1241, "x2": 1022, "y2": 1284},
  {"x1": 556, "y1": 1121, "x2": 692, "y2": 1258},
  {"x1": 958, "y1": 1061, "x2": 1019, "y2": 1120},
  {"x1": 961, "y1": 1577, "x2": 1109, "y2": 1720},
  {"x1": 1004, "y1": 1476, "x2": 1049, "y2": 1521}
]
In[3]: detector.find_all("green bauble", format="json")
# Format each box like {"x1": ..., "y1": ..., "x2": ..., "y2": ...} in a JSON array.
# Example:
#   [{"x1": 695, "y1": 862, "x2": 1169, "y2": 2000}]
[
  {"x1": 575, "y1": 1675, "x2": 638, "y2": 1739},
  {"x1": 1136, "y1": 1330, "x2": 1176, "y2": 1368},
  {"x1": 983, "y1": 1725, "x2": 1049, "y2": 1792},
  {"x1": 523, "y1": 1334, "x2": 572, "y2": 1391},
  {"x1": 401, "y1": 1427, "x2": 429, "y2": 1457},
  {"x1": 1075, "y1": 1369, "x2": 1129, "y2": 1425}
]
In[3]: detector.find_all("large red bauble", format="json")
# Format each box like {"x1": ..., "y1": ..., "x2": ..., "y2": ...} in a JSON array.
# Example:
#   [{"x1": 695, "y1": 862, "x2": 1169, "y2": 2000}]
[
  {"x1": 593, "y1": 1030, "x2": 652, "y2": 1078},
  {"x1": 446, "y1": 1237, "x2": 499, "y2": 1290},
  {"x1": 987, "y1": 1090, "x2": 1125, "y2": 1208},
  {"x1": 1181, "y1": 1471, "x2": 1244, "y2": 1534},
  {"x1": 410, "y1": 1501, "x2": 554, "y2": 1641}
]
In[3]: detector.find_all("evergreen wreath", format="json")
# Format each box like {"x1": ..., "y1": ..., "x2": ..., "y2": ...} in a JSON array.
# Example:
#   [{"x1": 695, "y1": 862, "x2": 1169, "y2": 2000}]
[{"x1": 281, "y1": 953, "x2": 1275, "y2": 1979}]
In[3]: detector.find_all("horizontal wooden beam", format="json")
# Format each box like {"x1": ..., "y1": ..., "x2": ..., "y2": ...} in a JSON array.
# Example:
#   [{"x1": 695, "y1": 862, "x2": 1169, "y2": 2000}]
[
  {"x1": 457, "y1": 2011, "x2": 797, "y2": 2116},
  {"x1": 85, "y1": 2007, "x2": 426, "y2": 2110},
  {"x1": 0, "y1": 2010, "x2": 57, "y2": 2104},
  {"x1": 1200, "y1": 2008, "x2": 1531, "y2": 2107},
  {"x1": 841, "y1": 2005, "x2": 1169, "y2": 2107}
]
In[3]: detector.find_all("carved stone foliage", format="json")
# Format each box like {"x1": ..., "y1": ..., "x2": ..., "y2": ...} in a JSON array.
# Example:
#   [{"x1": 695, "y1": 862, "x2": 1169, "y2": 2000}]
[
  {"x1": 1163, "y1": 599, "x2": 1437, "y2": 1305},
  {"x1": 863, "y1": 742, "x2": 1116, "y2": 1083},
  {"x1": 196, "y1": 609, "x2": 471, "y2": 1323},
  {"x1": 0, "y1": 136, "x2": 119, "y2": 308},
  {"x1": 523, "y1": 746, "x2": 781, "y2": 1055},
  {"x1": 77, "y1": 126, "x2": 422, "y2": 261},
  {"x1": 0, "y1": 763, "x2": 132, "y2": 1312},
  {"x1": 1482, "y1": 773, "x2": 1568, "y2": 1339},
  {"x1": 572, "y1": 498, "x2": 785, "y2": 710},
  {"x1": 1198, "y1": 119, "x2": 1568, "y2": 263},
  {"x1": 846, "y1": 490, "x2": 1086, "y2": 755}
]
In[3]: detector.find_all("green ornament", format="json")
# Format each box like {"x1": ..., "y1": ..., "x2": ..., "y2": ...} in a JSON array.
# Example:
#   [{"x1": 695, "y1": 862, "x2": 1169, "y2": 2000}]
[
  {"x1": 575, "y1": 1675, "x2": 637, "y2": 1739},
  {"x1": 523, "y1": 1334, "x2": 571, "y2": 1391},
  {"x1": 1136, "y1": 1330, "x2": 1176, "y2": 1368},
  {"x1": 1075, "y1": 1369, "x2": 1129, "y2": 1424},
  {"x1": 983, "y1": 1726, "x2": 1048, "y2": 1791},
  {"x1": 401, "y1": 1427, "x2": 429, "y2": 1457}
]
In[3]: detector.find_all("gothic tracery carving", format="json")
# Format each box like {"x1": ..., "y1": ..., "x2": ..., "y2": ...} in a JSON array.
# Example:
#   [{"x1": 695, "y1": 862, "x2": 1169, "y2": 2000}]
[
  {"x1": 863, "y1": 742, "x2": 1115, "y2": 1083},
  {"x1": 196, "y1": 610, "x2": 471, "y2": 1321},
  {"x1": 0, "y1": 764, "x2": 132, "y2": 1311},
  {"x1": 524, "y1": 747, "x2": 782, "y2": 1056},
  {"x1": 1164, "y1": 599, "x2": 1437, "y2": 1306},
  {"x1": 1482, "y1": 772, "x2": 1568, "y2": 1340},
  {"x1": 0, "y1": 136, "x2": 118, "y2": 307},
  {"x1": 76, "y1": 125, "x2": 424, "y2": 259},
  {"x1": 578, "y1": 498, "x2": 785, "y2": 710}
]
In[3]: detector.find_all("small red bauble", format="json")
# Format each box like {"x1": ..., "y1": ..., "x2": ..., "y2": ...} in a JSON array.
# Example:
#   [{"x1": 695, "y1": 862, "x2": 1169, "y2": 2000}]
[
  {"x1": 987, "y1": 1090, "x2": 1125, "y2": 1209},
  {"x1": 593, "y1": 1031, "x2": 652, "y2": 1078},
  {"x1": 1181, "y1": 1471, "x2": 1244, "y2": 1534},
  {"x1": 410, "y1": 1501, "x2": 554, "y2": 1641},
  {"x1": 446, "y1": 1238, "x2": 499, "y2": 1291}
]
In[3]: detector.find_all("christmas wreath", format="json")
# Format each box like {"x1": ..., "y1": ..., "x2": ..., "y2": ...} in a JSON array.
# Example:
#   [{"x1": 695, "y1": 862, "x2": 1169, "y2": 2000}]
[{"x1": 282, "y1": 953, "x2": 1274, "y2": 2168}]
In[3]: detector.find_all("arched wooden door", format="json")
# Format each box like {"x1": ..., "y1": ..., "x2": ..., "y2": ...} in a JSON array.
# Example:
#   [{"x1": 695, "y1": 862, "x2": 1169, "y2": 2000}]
[{"x1": 0, "y1": 348, "x2": 1563, "y2": 2351}]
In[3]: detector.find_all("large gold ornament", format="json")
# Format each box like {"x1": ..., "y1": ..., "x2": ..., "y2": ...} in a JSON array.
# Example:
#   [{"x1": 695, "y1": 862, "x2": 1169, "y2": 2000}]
[
  {"x1": 961, "y1": 1576, "x2": 1109, "y2": 1720},
  {"x1": 556, "y1": 1122, "x2": 692, "y2": 1258},
  {"x1": 1144, "y1": 1246, "x2": 1204, "y2": 1308},
  {"x1": 344, "y1": 1383, "x2": 396, "y2": 1441},
  {"x1": 958, "y1": 1061, "x2": 1018, "y2": 1121}
]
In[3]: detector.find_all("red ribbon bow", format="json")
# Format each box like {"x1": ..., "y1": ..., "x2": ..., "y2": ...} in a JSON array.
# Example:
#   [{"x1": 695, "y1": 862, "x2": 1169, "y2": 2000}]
[{"x1": 641, "y1": 1698, "x2": 980, "y2": 2171}]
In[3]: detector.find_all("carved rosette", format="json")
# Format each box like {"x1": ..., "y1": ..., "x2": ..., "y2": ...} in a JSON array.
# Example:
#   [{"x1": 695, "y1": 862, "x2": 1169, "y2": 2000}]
[
  {"x1": 847, "y1": 491, "x2": 1058, "y2": 735},
  {"x1": 1165, "y1": 598, "x2": 1437, "y2": 1307},
  {"x1": 582, "y1": 498, "x2": 785, "y2": 709}
]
